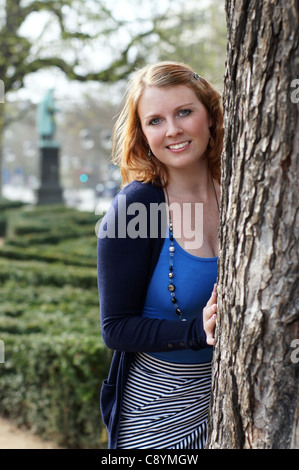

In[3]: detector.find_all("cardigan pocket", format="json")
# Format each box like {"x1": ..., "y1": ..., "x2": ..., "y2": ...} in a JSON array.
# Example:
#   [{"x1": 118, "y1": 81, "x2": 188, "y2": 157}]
[{"x1": 100, "y1": 379, "x2": 116, "y2": 428}]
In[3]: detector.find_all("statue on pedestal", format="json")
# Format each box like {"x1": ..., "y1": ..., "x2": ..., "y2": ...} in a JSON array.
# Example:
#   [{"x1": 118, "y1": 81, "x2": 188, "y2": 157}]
[
  {"x1": 36, "y1": 89, "x2": 63, "y2": 204},
  {"x1": 37, "y1": 88, "x2": 60, "y2": 148}
]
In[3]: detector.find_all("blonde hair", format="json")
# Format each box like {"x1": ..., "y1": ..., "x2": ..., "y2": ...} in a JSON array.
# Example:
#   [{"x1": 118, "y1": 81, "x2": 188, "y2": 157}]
[{"x1": 112, "y1": 61, "x2": 223, "y2": 187}]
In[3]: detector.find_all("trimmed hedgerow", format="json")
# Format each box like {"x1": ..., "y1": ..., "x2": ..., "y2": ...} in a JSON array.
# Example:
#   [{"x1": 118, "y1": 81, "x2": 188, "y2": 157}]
[
  {"x1": 0, "y1": 332, "x2": 111, "y2": 448},
  {"x1": 0, "y1": 203, "x2": 110, "y2": 448},
  {"x1": 0, "y1": 197, "x2": 26, "y2": 237}
]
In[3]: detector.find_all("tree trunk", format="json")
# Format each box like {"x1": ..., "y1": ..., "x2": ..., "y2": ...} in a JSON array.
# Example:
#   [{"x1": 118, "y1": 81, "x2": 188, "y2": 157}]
[{"x1": 206, "y1": 0, "x2": 299, "y2": 449}]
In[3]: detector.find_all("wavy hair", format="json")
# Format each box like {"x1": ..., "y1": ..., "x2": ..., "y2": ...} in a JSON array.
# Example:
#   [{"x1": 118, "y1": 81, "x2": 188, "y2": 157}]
[{"x1": 112, "y1": 61, "x2": 223, "y2": 187}]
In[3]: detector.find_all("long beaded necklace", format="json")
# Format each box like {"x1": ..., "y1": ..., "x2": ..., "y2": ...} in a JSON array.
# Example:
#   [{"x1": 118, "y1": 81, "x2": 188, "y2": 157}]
[{"x1": 164, "y1": 178, "x2": 220, "y2": 321}]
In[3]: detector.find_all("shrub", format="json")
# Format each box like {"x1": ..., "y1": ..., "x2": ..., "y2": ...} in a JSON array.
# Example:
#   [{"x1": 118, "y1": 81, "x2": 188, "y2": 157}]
[
  {"x1": 0, "y1": 332, "x2": 111, "y2": 448},
  {"x1": 0, "y1": 202, "x2": 110, "y2": 448}
]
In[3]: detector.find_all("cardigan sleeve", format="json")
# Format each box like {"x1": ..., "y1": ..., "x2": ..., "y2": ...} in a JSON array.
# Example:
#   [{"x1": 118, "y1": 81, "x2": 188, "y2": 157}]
[{"x1": 97, "y1": 181, "x2": 210, "y2": 353}]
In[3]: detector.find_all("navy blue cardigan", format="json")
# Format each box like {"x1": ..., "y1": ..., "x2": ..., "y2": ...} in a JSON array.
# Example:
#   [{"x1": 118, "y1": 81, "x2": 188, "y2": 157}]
[{"x1": 97, "y1": 180, "x2": 212, "y2": 449}]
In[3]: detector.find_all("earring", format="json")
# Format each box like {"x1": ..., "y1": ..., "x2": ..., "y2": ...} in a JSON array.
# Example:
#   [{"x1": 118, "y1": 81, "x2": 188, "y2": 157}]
[
  {"x1": 148, "y1": 148, "x2": 152, "y2": 160},
  {"x1": 208, "y1": 127, "x2": 214, "y2": 145}
]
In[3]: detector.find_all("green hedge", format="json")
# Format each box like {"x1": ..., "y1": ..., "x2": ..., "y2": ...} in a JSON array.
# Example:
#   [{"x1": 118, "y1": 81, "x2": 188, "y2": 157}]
[
  {"x1": 0, "y1": 197, "x2": 27, "y2": 237},
  {"x1": 0, "y1": 197, "x2": 27, "y2": 211},
  {"x1": 0, "y1": 202, "x2": 111, "y2": 448},
  {"x1": 0, "y1": 333, "x2": 111, "y2": 448},
  {"x1": 0, "y1": 258, "x2": 97, "y2": 288}
]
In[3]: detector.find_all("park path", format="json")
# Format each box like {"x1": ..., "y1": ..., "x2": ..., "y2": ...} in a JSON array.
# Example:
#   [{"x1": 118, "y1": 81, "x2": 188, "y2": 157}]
[{"x1": 0, "y1": 416, "x2": 61, "y2": 449}]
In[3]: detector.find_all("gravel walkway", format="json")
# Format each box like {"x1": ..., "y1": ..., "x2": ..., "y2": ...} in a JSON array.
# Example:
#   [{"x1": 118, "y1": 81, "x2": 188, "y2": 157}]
[{"x1": 0, "y1": 416, "x2": 60, "y2": 449}]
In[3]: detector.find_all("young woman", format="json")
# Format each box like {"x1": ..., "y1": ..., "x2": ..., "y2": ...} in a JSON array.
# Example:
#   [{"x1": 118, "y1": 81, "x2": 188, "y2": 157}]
[{"x1": 97, "y1": 61, "x2": 223, "y2": 449}]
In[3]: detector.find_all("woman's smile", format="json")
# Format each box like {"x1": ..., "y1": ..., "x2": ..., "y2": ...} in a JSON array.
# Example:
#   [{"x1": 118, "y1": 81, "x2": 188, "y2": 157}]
[{"x1": 167, "y1": 140, "x2": 191, "y2": 152}]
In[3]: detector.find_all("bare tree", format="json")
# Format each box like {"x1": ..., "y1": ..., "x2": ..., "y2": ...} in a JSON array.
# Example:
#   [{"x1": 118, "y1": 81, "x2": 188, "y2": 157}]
[{"x1": 206, "y1": 0, "x2": 299, "y2": 449}]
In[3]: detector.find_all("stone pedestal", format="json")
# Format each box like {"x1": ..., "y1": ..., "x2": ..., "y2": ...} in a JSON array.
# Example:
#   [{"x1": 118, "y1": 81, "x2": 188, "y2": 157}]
[{"x1": 36, "y1": 144, "x2": 63, "y2": 205}]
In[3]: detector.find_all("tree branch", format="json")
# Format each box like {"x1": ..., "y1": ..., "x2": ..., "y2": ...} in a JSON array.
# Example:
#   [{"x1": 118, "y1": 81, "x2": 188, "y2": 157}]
[
  {"x1": 24, "y1": 55, "x2": 136, "y2": 84},
  {"x1": 20, "y1": 0, "x2": 94, "y2": 40}
]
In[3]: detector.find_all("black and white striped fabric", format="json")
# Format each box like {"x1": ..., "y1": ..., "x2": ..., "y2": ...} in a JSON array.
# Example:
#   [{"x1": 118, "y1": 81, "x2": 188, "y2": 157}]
[{"x1": 117, "y1": 353, "x2": 212, "y2": 449}]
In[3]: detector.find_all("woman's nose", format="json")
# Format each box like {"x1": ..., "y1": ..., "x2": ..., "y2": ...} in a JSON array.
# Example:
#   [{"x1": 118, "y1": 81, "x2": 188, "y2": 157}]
[{"x1": 165, "y1": 119, "x2": 183, "y2": 137}]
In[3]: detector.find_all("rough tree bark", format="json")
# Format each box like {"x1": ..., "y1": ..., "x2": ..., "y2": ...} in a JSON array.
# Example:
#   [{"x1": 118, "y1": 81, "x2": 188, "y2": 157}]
[{"x1": 206, "y1": 0, "x2": 299, "y2": 449}]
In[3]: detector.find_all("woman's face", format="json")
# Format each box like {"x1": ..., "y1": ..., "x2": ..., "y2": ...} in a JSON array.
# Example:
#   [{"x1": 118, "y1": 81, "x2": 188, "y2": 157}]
[{"x1": 138, "y1": 84, "x2": 212, "y2": 174}]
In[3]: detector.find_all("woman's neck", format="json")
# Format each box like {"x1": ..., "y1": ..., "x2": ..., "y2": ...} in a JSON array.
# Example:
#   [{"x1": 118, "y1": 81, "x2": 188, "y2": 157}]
[{"x1": 166, "y1": 165, "x2": 213, "y2": 203}]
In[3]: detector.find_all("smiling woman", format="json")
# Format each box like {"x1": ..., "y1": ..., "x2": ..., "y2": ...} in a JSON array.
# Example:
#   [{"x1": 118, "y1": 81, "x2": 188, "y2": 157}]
[
  {"x1": 112, "y1": 61, "x2": 223, "y2": 187},
  {"x1": 97, "y1": 61, "x2": 224, "y2": 449},
  {"x1": 138, "y1": 85, "x2": 212, "y2": 176}
]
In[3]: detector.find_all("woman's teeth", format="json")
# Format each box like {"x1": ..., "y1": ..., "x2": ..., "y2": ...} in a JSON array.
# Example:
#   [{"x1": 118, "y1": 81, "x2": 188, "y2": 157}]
[{"x1": 168, "y1": 141, "x2": 189, "y2": 150}]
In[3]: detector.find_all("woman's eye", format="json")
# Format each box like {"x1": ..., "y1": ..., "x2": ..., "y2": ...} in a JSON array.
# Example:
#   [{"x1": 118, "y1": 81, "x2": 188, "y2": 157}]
[
  {"x1": 149, "y1": 117, "x2": 161, "y2": 126},
  {"x1": 179, "y1": 109, "x2": 191, "y2": 117}
]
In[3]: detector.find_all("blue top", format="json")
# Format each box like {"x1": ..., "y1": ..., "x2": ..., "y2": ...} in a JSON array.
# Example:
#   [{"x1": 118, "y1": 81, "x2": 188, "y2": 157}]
[{"x1": 142, "y1": 229, "x2": 217, "y2": 363}]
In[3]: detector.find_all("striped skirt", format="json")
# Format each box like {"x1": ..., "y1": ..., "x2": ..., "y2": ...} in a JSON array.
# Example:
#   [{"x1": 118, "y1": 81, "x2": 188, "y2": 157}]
[{"x1": 117, "y1": 353, "x2": 212, "y2": 449}]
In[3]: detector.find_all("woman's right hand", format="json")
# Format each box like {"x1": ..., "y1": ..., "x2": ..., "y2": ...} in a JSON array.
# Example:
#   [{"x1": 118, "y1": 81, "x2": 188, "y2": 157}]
[{"x1": 203, "y1": 284, "x2": 217, "y2": 346}]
